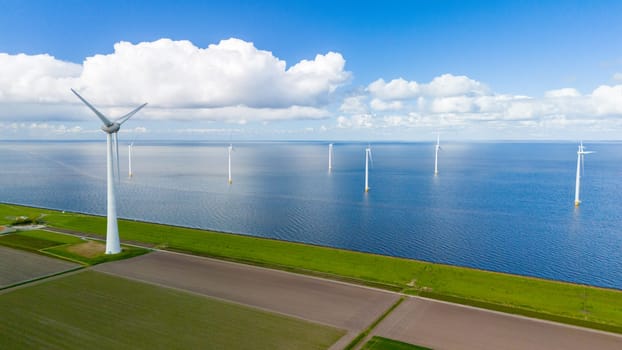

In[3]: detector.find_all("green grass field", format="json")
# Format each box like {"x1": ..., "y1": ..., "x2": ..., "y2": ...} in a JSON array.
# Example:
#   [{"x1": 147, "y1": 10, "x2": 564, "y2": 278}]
[
  {"x1": 362, "y1": 337, "x2": 432, "y2": 350},
  {"x1": 0, "y1": 270, "x2": 345, "y2": 349},
  {"x1": 0, "y1": 229, "x2": 149, "y2": 265},
  {"x1": 3, "y1": 203, "x2": 622, "y2": 332}
]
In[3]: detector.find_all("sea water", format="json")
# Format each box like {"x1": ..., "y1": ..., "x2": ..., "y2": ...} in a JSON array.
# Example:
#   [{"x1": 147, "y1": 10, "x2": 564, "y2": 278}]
[{"x1": 1, "y1": 140, "x2": 621, "y2": 289}]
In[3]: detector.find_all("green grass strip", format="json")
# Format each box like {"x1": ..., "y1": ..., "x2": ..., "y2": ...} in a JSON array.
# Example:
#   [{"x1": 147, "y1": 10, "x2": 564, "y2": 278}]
[
  {"x1": 419, "y1": 291, "x2": 622, "y2": 334},
  {"x1": 0, "y1": 234, "x2": 61, "y2": 250},
  {"x1": 4, "y1": 202, "x2": 622, "y2": 333},
  {"x1": 362, "y1": 336, "x2": 432, "y2": 350},
  {"x1": 345, "y1": 297, "x2": 405, "y2": 350}
]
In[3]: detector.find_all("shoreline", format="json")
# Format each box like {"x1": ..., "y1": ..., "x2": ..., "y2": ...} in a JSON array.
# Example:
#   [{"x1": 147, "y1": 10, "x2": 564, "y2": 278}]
[{"x1": 2, "y1": 200, "x2": 616, "y2": 292}]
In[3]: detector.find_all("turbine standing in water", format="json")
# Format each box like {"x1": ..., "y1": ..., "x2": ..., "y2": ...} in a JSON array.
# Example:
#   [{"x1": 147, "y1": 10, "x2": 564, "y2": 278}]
[
  {"x1": 365, "y1": 145, "x2": 373, "y2": 192},
  {"x1": 128, "y1": 142, "x2": 134, "y2": 178},
  {"x1": 71, "y1": 88, "x2": 147, "y2": 254},
  {"x1": 228, "y1": 143, "x2": 234, "y2": 184},
  {"x1": 434, "y1": 134, "x2": 441, "y2": 176},
  {"x1": 328, "y1": 143, "x2": 334, "y2": 172},
  {"x1": 574, "y1": 141, "x2": 593, "y2": 207}
]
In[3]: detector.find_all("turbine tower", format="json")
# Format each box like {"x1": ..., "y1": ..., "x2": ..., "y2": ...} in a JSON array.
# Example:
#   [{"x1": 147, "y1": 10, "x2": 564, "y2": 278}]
[
  {"x1": 128, "y1": 142, "x2": 134, "y2": 178},
  {"x1": 365, "y1": 145, "x2": 373, "y2": 192},
  {"x1": 71, "y1": 88, "x2": 147, "y2": 254},
  {"x1": 228, "y1": 143, "x2": 234, "y2": 184},
  {"x1": 434, "y1": 133, "x2": 441, "y2": 176},
  {"x1": 328, "y1": 143, "x2": 334, "y2": 172},
  {"x1": 574, "y1": 141, "x2": 593, "y2": 207}
]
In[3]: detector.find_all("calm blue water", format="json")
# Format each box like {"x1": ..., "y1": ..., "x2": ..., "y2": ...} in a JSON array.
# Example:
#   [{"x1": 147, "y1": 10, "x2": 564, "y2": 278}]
[{"x1": 1, "y1": 140, "x2": 621, "y2": 289}]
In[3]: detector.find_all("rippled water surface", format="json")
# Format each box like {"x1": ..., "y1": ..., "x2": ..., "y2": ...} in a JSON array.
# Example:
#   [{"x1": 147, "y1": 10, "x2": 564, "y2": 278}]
[{"x1": 1, "y1": 140, "x2": 621, "y2": 289}]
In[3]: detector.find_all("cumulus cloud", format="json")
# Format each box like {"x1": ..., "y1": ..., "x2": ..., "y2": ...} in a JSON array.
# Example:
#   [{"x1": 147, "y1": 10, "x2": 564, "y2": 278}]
[
  {"x1": 367, "y1": 78, "x2": 419, "y2": 100},
  {"x1": 367, "y1": 74, "x2": 487, "y2": 101},
  {"x1": 544, "y1": 88, "x2": 581, "y2": 98},
  {"x1": 336, "y1": 114, "x2": 374, "y2": 128},
  {"x1": 78, "y1": 38, "x2": 350, "y2": 108},
  {"x1": 591, "y1": 85, "x2": 622, "y2": 115},
  {"x1": 0, "y1": 53, "x2": 81, "y2": 103},
  {"x1": 338, "y1": 72, "x2": 622, "y2": 137},
  {"x1": 0, "y1": 38, "x2": 350, "y2": 124}
]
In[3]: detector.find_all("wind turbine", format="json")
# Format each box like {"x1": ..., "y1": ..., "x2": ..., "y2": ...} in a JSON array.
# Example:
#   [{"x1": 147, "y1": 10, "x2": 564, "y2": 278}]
[
  {"x1": 128, "y1": 142, "x2": 134, "y2": 178},
  {"x1": 228, "y1": 143, "x2": 234, "y2": 184},
  {"x1": 434, "y1": 133, "x2": 441, "y2": 176},
  {"x1": 365, "y1": 145, "x2": 373, "y2": 192},
  {"x1": 328, "y1": 143, "x2": 334, "y2": 172},
  {"x1": 574, "y1": 141, "x2": 593, "y2": 207},
  {"x1": 71, "y1": 88, "x2": 147, "y2": 254}
]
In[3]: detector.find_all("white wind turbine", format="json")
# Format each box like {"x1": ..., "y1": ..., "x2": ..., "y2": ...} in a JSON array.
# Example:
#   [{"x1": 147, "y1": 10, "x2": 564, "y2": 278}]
[
  {"x1": 434, "y1": 133, "x2": 441, "y2": 176},
  {"x1": 228, "y1": 143, "x2": 234, "y2": 184},
  {"x1": 365, "y1": 145, "x2": 373, "y2": 192},
  {"x1": 71, "y1": 88, "x2": 147, "y2": 254},
  {"x1": 328, "y1": 143, "x2": 334, "y2": 172},
  {"x1": 128, "y1": 142, "x2": 134, "y2": 178},
  {"x1": 574, "y1": 141, "x2": 593, "y2": 207}
]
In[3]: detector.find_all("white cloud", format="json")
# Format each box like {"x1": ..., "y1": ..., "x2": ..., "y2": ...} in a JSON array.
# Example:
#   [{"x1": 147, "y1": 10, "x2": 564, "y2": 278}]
[
  {"x1": 339, "y1": 72, "x2": 622, "y2": 137},
  {"x1": 425, "y1": 74, "x2": 487, "y2": 97},
  {"x1": 367, "y1": 74, "x2": 487, "y2": 101},
  {"x1": 370, "y1": 98, "x2": 403, "y2": 111},
  {"x1": 368, "y1": 78, "x2": 419, "y2": 100},
  {"x1": 0, "y1": 38, "x2": 350, "y2": 124},
  {"x1": 544, "y1": 88, "x2": 581, "y2": 98},
  {"x1": 0, "y1": 53, "x2": 81, "y2": 103},
  {"x1": 613, "y1": 72, "x2": 622, "y2": 82},
  {"x1": 591, "y1": 85, "x2": 622, "y2": 115},
  {"x1": 339, "y1": 95, "x2": 368, "y2": 114},
  {"x1": 78, "y1": 38, "x2": 349, "y2": 108},
  {"x1": 337, "y1": 114, "x2": 374, "y2": 128}
]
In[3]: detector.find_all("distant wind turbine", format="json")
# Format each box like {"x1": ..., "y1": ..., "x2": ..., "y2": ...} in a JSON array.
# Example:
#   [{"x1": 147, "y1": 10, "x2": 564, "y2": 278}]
[
  {"x1": 71, "y1": 88, "x2": 147, "y2": 254},
  {"x1": 228, "y1": 143, "x2": 234, "y2": 184},
  {"x1": 328, "y1": 143, "x2": 334, "y2": 172},
  {"x1": 434, "y1": 133, "x2": 441, "y2": 176},
  {"x1": 128, "y1": 142, "x2": 134, "y2": 178},
  {"x1": 574, "y1": 141, "x2": 593, "y2": 207},
  {"x1": 365, "y1": 145, "x2": 373, "y2": 192}
]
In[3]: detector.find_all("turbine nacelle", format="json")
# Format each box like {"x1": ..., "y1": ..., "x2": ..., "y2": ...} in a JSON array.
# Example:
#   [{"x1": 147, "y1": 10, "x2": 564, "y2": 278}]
[{"x1": 102, "y1": 123, "x2": 121, "y2": 134}]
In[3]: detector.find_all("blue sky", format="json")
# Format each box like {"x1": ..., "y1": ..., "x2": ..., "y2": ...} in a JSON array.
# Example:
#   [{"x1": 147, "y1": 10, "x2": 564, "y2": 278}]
[{"x1": 1, "y1": 0, "x2": 621, "y2": 140}]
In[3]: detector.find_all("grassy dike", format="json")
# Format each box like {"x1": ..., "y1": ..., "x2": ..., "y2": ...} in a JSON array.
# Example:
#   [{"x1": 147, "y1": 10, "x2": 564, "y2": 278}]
[{"x1": 3, "y1": 202, "x2": 622, "y2": 333}]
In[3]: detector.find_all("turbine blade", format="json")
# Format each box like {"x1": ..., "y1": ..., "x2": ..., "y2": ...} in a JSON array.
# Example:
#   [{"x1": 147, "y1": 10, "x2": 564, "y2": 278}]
[
  {"x1": 115, "y1": 103, "x2": 148, "y2": 125},
  {"x1": 369, "y1": 149, "x2": 374, "y2": 167},
  {"x1": 70, "y1": 88, "x2": 113, "y2": 126}
]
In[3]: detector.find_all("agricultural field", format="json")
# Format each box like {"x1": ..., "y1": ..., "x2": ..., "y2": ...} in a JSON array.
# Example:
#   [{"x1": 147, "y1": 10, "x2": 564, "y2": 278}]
[
  {"x1": 0, "y1": 270, "x2": 345, "y2": 349},
  {"x1": 0, "y1": 245, "x2": 79, "y2": 288}
]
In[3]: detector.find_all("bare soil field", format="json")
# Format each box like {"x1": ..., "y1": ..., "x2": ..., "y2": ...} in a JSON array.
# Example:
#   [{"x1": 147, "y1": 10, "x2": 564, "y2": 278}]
[
  {"x1": 94, "y1": 250, "x2": 400, "y2": 349},
  {"x1": 371, "y1": 297, "x2": 622, "y2": 350}
]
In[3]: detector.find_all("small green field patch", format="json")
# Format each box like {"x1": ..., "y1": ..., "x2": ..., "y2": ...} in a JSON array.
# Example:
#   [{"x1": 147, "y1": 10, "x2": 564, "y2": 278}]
[
  {"x1": 0, "y1": 229, "x2": 149, "y2": 266},
  {"x1": 0, "y1": 233, "x2": 61, "y2": 250},
  {"x1": 0, "y1": 270, "x2": 345, "y2": 350},
  {"x1": 44, "y1": 241, "x2": 148, "y2": 265},
  {"x1": 362, "y1": 336, "x2": 432, "y2": 350}
]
